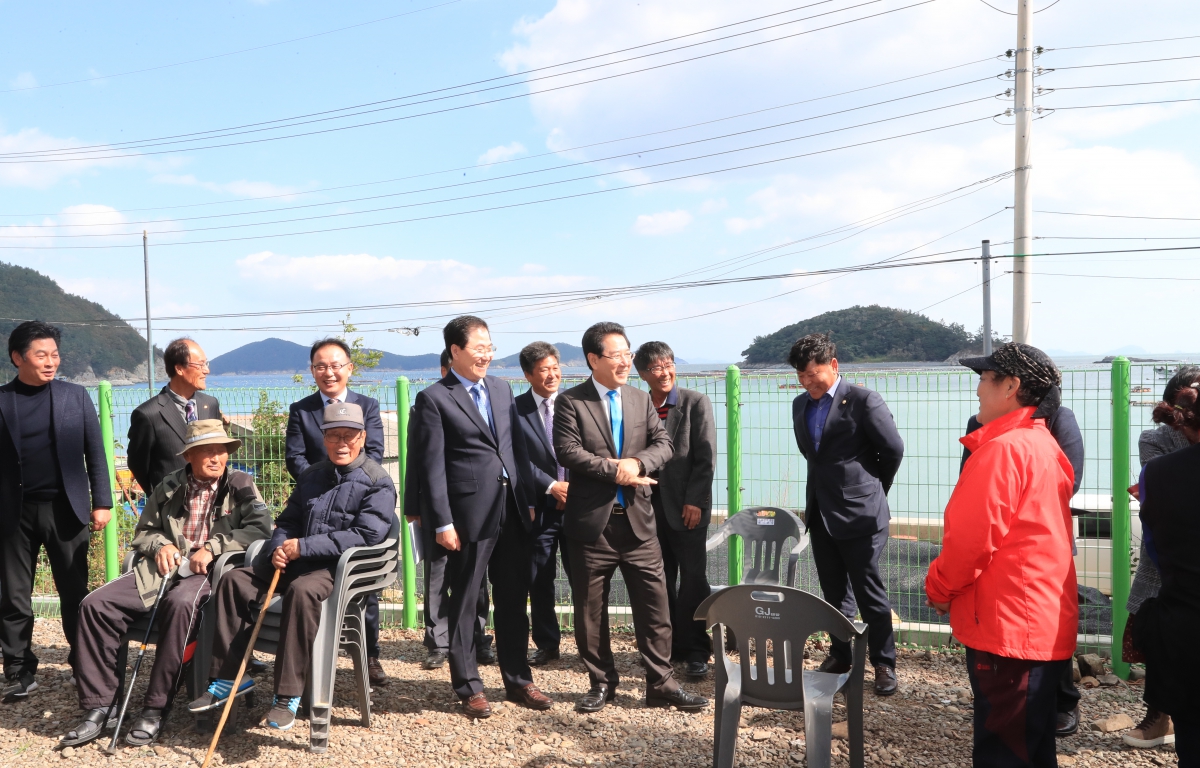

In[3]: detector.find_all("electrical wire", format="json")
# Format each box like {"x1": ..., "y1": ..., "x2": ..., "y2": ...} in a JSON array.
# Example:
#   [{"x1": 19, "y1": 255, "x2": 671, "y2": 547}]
[
  {"x1": 1045, "y1": 33, "x2": 1200, "y2": 52},
  {"x1": 5, "y1": 94, "x2": 1000, "y2": 237},
  {"x1": 0, "y1": 114, "x2": 998, "y2": 249},
  {"x1": 0, "y1": 0, "x2": 941, "y2": 164},
  {"x1": 1049, "y1": 77, "x2": 1200, "y2": 91},
  {"x1": 0, "y1": 1, "x2": 465, "y2": 95},
  {"x1": 1051, "y1": 96, "x2": 1200, "y2": 110},
  {"x1": 1033, "y1": 272, "x2": 1200, "y2": 282},
  {"x1": 1036, "y1": 210, "x2": 1200, "y2": 222},
  {"x1": 1050, "y1": 53, "x2": 1200, "y2": 72},
  {"x1": 9, "y1": 80, "x2": 1000, "y2": 231}
]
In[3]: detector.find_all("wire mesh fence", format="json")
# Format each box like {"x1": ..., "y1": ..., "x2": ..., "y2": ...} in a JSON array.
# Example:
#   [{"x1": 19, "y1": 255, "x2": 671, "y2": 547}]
[{"x1": 29, "y1": 360, "x2": 1168, "y2": 657}]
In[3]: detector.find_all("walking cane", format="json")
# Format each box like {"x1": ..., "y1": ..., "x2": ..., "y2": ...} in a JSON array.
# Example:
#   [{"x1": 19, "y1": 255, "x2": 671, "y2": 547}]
[
  {"x1": 105, "y1": 557, "x2": 179, "y2": 755},
  {"x1": 200, "y1": 567, "x2": 281, "y2": 768}
]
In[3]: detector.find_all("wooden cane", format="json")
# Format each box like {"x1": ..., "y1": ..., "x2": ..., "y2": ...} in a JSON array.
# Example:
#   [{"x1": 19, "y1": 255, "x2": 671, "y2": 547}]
[{"x1": 200, "y1": 567, "x2": 281, "y2": 768}]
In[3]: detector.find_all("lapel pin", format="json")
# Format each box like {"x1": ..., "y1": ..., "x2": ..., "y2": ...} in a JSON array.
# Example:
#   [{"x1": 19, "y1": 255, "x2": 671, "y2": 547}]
[{"x1": 842, "y1": 399, "x2": 847, "y2": 405}]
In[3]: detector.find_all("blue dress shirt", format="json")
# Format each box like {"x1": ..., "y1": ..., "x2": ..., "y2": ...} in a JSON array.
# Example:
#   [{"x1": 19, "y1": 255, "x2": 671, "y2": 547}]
[{"x1": 804, "y1": 376, "x2": 841, "y2": 452}]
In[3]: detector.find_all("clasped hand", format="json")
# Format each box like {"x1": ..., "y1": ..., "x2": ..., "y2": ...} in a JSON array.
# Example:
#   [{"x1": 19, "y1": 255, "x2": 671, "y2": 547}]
[
  {"x1": 925, "y1": 598, "x2": 950, "y2": 616},
  {"x1": 607, "y1": 458, "x2": 655, "y2": 487}
]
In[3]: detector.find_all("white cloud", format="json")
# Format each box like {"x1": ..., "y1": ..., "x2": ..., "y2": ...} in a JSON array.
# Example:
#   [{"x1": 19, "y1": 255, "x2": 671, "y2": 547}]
[
  {"x1": 9, "y1": 72, "x2": 37, "y2": 90},
  {"x1": 0, "y1": 127, "x2": 135, "y2": 188},
  {"x1": 634, "y1": 209, "x2": 692, "y2": 235},
  {"x1": 0, "y1": 204, "x2": 143, "y2": 248},
  {"x1": 151, "y1": 173, "x2": 308, "y2": 199},
  {"x1": 477, "y1": 142, "x2": 527, "y2": 166}
]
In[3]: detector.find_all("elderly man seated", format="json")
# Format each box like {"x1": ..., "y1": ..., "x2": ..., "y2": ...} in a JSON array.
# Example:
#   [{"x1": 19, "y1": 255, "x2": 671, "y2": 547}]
[
  {"x1": 189, "y1": 402, "x2": 396, "y2": 731},
  {"x1": 61, "y1": 420, "x2": 272, "y2": 748}
]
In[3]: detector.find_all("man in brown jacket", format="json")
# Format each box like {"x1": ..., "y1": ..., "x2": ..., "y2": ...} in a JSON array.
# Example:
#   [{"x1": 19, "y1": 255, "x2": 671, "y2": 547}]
[
  {"x1": 59, "y1": 420, "x2": 272, "y2": 748},
  {"x1": 553, "y1": 321, "x2": 707, "y2": 714}
]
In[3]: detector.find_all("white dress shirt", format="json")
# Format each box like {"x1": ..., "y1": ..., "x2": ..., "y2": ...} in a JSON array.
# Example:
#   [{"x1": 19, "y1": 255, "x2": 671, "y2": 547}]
[
  {"x1": 532, "y1": 389, "x2": 560, "y2": 495},
  {"x1": 592, "y1": 377, "x2": 620, "y2": 419},
  {"x1": 319, "y1": 387, "x2": 349, "y2": 405}
]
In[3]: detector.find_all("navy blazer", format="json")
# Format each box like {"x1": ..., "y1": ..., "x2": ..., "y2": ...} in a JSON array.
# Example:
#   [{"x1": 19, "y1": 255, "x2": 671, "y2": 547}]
[
  {"x1": 791, "y1": 380, "x2": 905, "y2": 540},
  {"x1": 514, "y1": 390, "x2": 562, "y2": 521},
  {"x1": 411, "y1": 373, "x2": 531, "y2": 542},
  {"x1": 285, "y1": 389, "x2": 385, "y2": 480},
  {"x1": 0, "y1": 378, "x2": 113, "y2": 527}
]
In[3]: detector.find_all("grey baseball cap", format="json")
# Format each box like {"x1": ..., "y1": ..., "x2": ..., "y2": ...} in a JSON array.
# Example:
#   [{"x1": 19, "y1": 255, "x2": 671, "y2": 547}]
[{"x1": 321, "y1": 401, "x2": 366, "y2": 431}]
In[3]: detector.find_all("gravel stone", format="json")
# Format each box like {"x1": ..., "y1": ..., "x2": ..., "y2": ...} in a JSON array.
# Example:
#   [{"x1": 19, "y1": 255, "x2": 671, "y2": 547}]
[{"x1": 0, "y1": 620, "x2": 1174, "y2": 767}]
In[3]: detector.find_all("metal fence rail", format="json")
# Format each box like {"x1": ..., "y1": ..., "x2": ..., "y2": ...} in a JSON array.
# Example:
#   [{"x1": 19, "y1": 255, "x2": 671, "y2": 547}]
[{"x1": 31, "y1": 357, "x2": 1161, "y2": 664}]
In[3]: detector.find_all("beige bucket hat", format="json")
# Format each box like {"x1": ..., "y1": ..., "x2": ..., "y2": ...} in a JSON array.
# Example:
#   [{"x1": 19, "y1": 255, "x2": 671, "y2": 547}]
[{"x1": 177, "y1": 418, "x2": 242, "y2": 455}]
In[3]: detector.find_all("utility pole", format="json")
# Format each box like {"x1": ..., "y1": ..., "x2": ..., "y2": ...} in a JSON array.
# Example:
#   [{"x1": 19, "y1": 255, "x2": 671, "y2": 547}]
[
  {"x1": 143, "y1": 230, "x2": 154, "y2": 394},
  {"x1": 1011, "y1": 0, "x2": 1034, "y2": 343},
  {"x1": 981, "y1": 240, "x2": 993, "y2": 356}
]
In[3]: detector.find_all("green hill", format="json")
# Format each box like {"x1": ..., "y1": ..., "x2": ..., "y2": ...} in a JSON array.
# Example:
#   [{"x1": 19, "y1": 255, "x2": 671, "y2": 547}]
[
  {"x1": 741, "y1": 305, "x2": 973, "y2": 365},
  {"x1": 0, "y1": 261, "x2": 159, "y2": 381}
]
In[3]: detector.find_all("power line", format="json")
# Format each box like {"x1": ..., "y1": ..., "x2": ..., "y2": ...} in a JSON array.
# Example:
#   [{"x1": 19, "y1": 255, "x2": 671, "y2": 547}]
[
  {"x1": 0, "y1": 113, "x2": 998, "y2": 249},
  {"x1": 1049, "y1": 77, "x2": 1200, "y2": 91},
  {"x1": 1051, "y1": 96, "x2": 1200, "y2": 110},
  {"x1": 1036, "y1": 210, "x2": 1200, "y2": 221},
  {"x1": 1034, "y1": 271, "x2": 1200, "y2": 282},
  {"x1": 6, "y1": 94, "x2": 1000, "y2": 238},
  {"x1": 1050, "y1": 53, "x2": 1200, "y2": 72},
  {"x1": 1045, "y1": 33, "x2": 1200, "y2": 52},
  {"x1": 0, "y1": 56, "x2": 1000, "y2": 219},
  {"x1": 0, "y1": 1, "x2": 465, "y2": 95},
  {"x1": 0, "y1": 0, "x2": 941, "y2": 164}
]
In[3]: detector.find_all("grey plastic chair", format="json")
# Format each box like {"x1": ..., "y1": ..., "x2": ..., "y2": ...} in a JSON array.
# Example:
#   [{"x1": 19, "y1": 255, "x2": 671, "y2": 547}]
[
  {"x1": 706, "y1": 506, "x2": 809, "y2": 589},
  {"x1": 116, "y1": 548, "x2": 246, "y2": 726},
  {"x1": 695, "y1": 584, "x2": 867, "y2": 768},
  {"x1": 229, "y1": 515, "x2": 399, "y2": 753}
]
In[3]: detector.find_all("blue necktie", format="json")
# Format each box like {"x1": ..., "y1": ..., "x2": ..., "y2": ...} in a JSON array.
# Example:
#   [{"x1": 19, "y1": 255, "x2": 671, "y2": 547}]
[
  {"x1": 470, "y1": 384, "x2": 495, "y2": 437},
  {"x1": 607, "y1": 390, "x2": 625, "y2": 506}
]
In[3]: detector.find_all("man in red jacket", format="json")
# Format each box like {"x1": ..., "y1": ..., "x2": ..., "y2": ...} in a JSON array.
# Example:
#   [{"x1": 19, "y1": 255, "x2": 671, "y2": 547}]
[{"x1": 925, "y1": 343, "x2": 1077, "y2": 768}]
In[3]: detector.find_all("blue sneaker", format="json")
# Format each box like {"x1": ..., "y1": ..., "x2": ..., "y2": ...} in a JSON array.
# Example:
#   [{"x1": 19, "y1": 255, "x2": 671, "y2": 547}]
[
  {"x1": 188, "y1": 675, "x2": 255, "y2": 712},
  {"x1": 266, "y1": 696, "x2": 301, "y2": 730}
]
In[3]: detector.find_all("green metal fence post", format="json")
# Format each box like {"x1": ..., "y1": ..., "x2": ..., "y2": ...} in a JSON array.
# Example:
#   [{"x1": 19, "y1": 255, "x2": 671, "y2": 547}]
[
  {"x1": 397, "y1": 377, "x2": 418, "y2": 630},
  {"x1": 1110, "y1": 357, "x2": 1132, "y2": 678},
  {"x1": 726, "y1": 365, "x2": 743, "y2": 586},
  {"x1": 98, "y1": 381, "x2": 121, "y2": 582}
]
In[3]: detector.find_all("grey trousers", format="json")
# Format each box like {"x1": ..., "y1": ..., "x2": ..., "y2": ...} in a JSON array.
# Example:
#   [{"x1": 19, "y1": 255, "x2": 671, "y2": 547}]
[{"x1": 74, "y1": 570, "x2": 211, "y2": 710}]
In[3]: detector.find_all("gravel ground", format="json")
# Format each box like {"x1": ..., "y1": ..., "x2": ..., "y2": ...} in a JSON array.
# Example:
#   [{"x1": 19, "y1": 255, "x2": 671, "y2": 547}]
[{"x1": 0, "y1": 618, "x2": 1178, "y2": 767}]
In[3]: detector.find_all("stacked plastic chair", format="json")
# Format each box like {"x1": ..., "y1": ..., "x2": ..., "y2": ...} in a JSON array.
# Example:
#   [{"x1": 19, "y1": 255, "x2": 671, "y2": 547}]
[
  {"x1": 705, "y1": 506, "x2": 809, "y2": 589},
  {"x1": 229, "y1": 514, "x2": 400, "y2": 752}
]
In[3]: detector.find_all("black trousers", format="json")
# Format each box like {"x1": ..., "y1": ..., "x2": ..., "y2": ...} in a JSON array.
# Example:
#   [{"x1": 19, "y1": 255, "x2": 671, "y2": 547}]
[
  {"x1": 491, "y1": 503, "x2": 534, "y2": 692},
  {"x1": 529, "y1": 510, "x2": 571, "y2": 653},
  {"x1": 966, "y1": 648, "x2": 1065, "y2": 768},
  {"x1": 210, "y1": 567, "x2": 334, "y2": 698},
  {"x1": 654, "y1": 502, "x2": 712, "y2": 663},
  {"x1": 423, "y1": 533, "x2": 492, "y2": 654},
  {"x1": 74, "y1": 570, "x2": 210, "y2": 710},
  {"x1": 569, "y1": 514, "x2": 678, "y2": 696},
  {"x1": 1056, "y1": 656, "x2": 1080, "y2": 713},
  {"x1": 808, "y1": 508, "x2": 896, "y2": 668},
  {"x1": 1, "y1": 497, "x2": 90, "y2": 680},
  {"x1": 443, "y1": 531, "x2": 497, "y2": 699},
  {"x1": 365, "y1": 593, "x2": 380, "y2": 658},
  {"x1": 1176, "y1": 712, "x2": 1200, "y2": 768}
]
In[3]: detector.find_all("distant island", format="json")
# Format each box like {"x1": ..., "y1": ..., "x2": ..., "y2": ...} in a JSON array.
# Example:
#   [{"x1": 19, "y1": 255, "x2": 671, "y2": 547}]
[
  {"x1": 0, "y1": 261, "x2": 165, "y2": 383},
  {"x1": 208, "y1": 338, "x2": 637, "y2": 375},
  {"x1": 741, "y1": 305, "x2": 991, "y2": 366}
]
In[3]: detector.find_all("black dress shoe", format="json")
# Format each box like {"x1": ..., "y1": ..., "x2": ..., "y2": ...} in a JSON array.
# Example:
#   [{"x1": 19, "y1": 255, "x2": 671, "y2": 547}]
[
  {"x1": 248, "y1": 658, "x2": 269, "y2": 676},
  {"x1": 647, "y1": 688, "x2": 708, "y2": 711},
  {"x1": 685, "y1": 661, "x2": 709, "y2": 679},
  {"x1": 817, "y1": 657, "x2": 852, "y2": 674},
  {"x1": 874, "y1": 664, "x2": 898, "y2": 696},
  {"x1": 1056, "y1": 706, "x2": 1080, "y2": 737},
  {"x1": 423, "y1": 650, "x2": 449, "y2": 670},
  {"x1": 528, "y1": 648, "x2": 560, "y2": 666},
  {"x1": 575, "y1": 684, "x2": 616, "y2": 713},
  {"x1": 477, "y1": 645, "x2": 497, "y2": 665}
]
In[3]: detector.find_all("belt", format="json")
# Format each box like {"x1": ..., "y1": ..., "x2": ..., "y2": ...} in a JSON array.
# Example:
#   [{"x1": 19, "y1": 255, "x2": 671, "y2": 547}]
[{"x1": 610, "y1": 504, "x2": 626, "y2": 516}]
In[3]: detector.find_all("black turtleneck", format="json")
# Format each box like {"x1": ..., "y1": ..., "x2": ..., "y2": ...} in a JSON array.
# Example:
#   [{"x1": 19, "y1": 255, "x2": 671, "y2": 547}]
[{"x1": 12, "y1": 378, "x2": 62, "y2": 500}]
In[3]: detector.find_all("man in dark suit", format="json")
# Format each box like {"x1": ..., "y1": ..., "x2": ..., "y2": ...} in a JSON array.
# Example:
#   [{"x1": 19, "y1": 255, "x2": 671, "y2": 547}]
[
  {"x1": 554, "y1": 321, "x2": 707, "y2": 713},
  {"x1": 411, "y1": 316, "x2": 544, "y2": 718},
  {"x1": 127, "y1": 337, "x2": 224, "y2": 495},
  {"x1": 285, "y1": 337, "x2": 389, "y2": 685},
  {"x1": 515, "y1": 342, "x2": 571, "y2": 666},
  {"x1": 633, "y1": 341, "x2": 717, "y2": 680},
  {"x1": 0, "y1": 321, "x2": 112, "y2": 700},
  {"x1": 406, "y1": 351, "x2": 495, "y2": 671},
  {"x1": 789, "y1": 333, "x2": 905, "y2": 695}
]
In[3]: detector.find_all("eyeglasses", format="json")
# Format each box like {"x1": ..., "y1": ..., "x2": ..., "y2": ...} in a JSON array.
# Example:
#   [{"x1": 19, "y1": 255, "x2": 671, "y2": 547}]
[
  {"x1": 599, "y1": 351, "x2": 633, "y2": 363},
  {"x1": 464, "y1": 344, "x2": 497, "y2": 357},
  {"x1": 312, "y1": 362, "x2": 350, "y2": 373},
  {"x1": 186, "y1": 360, "x2": 210, "y2": 371},
  {"x1": 644, "y1": 362, "x2": 676, "y2": 375},
  {"x1": 323, "y1": 431, "x2": 363, "y2": 445}
]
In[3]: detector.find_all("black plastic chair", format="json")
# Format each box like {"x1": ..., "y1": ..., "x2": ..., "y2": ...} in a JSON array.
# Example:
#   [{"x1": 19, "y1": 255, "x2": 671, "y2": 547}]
[
  {"x1": 706, "y1": 506, "x2": 809, "y2": 589},
  {"x1": 116, "y1": 549, "x2": 247, "y2": 728},
  {"x1": 695, "y1": 585, "x2": 867, "y2": 768}
]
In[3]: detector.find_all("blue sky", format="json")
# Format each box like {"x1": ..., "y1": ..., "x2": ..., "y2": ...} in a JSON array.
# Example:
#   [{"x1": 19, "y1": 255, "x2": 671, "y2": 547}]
[{"x1": 2, "y1": 0, "x2": 1199, "y2": 364}]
